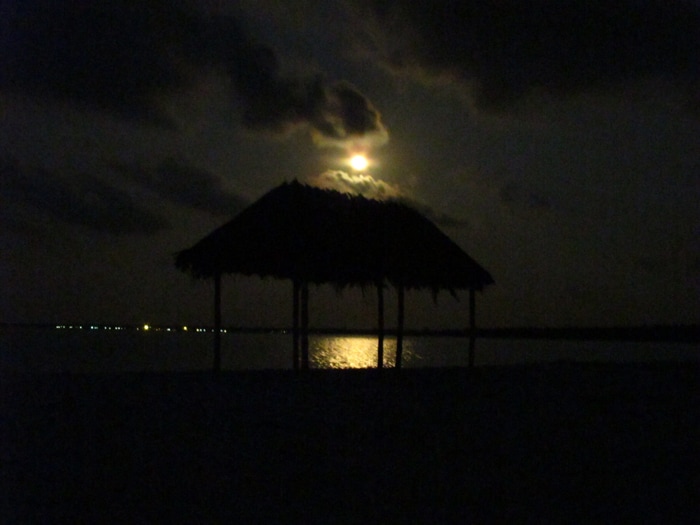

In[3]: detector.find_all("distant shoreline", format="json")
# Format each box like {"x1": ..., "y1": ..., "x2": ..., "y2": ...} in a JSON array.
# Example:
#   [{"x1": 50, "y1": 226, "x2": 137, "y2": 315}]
[{"x1": 1, "y1": 322, "x2": 698, "y2": 343}]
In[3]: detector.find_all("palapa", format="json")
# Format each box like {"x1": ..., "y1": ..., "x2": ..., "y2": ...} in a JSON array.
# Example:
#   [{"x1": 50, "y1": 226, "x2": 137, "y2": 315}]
[{"x1": 176, "y1": 180, "x2": 494, "y2": 370}]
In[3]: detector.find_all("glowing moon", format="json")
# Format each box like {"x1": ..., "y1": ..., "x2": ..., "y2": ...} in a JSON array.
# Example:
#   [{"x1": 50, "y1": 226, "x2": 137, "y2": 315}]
[{"x1": 349, "y1": 154, "x2": 369, "y2": 171}]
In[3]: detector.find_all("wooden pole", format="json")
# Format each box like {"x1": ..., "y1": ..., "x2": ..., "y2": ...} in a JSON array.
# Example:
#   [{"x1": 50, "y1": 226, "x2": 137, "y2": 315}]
[
  {"x1": 293, "y1": 280, "x2": 300, "y2": 370},
  {"x1": 377, "y1": 282, "x2": 384, "y2": 368},
  {"x1": 468, "y1": 287, "x2": 476, "y2": 368},
  {"x1": 396, "y1": 284, "x2": 405, "y2": 368},
  {"x1": 213, "y1": 272, "x2": 222, "y2": 373},
  {"x1": 301, "y1": 281, "x2": 309, "y2": 370}
]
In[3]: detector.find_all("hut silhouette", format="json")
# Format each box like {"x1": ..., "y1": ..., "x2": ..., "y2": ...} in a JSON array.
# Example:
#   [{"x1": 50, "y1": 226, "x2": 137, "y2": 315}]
[{"x1": 175, "y1": 180, "x2": 494, "y2": 371}]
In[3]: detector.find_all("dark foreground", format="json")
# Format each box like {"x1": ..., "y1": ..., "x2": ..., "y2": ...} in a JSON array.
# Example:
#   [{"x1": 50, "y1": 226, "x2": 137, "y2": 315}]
[{"x1": 2, "y1": 363, "x2": 698, "y2": 523}]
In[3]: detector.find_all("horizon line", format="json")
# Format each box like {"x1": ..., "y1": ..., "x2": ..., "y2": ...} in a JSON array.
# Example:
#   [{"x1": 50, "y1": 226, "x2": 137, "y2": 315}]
[{"x1": 1, "y1": 322, "x2": 698, "y2": 343}]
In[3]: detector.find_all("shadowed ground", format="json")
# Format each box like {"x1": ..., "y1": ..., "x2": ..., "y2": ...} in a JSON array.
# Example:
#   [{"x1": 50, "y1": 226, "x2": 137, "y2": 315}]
[{"x1": 2, "y1": 363, "x2": 698, "y2": 523}]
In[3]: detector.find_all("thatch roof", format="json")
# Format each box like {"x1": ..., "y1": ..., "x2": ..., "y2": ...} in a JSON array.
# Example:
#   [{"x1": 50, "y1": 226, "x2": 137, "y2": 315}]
[{"x1": 175, "y1": 181, "x2": 494, "y2": 293}]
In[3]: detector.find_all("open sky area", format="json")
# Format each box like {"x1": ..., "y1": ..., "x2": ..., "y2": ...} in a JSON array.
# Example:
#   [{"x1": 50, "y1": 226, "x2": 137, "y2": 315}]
[{"x1": 1, "y1": 0, "x2": 698, "y2": 329}]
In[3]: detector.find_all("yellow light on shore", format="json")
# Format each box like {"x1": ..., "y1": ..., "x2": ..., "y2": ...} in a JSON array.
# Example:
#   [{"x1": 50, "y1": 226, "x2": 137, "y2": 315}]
[
  {"x1": 143, "y1": 324, "x2": 150, "y2": 331},
  {"x1": 183, "y1": 326, "x2": 188, "y2": 331}
]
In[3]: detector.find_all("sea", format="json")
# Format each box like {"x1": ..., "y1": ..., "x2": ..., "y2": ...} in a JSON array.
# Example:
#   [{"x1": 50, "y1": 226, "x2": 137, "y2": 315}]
[{"x1": 1, "y1": 326, "x2": 698, "y2": 374}]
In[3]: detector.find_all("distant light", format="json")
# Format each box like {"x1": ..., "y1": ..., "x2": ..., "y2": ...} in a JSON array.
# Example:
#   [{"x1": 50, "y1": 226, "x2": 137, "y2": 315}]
[
  {"x1": 183, "y1": 326, "x2": 188, "y2": 331},
  {"x1": 143, "y1": 324, "x2": 150, "y2": 331}
]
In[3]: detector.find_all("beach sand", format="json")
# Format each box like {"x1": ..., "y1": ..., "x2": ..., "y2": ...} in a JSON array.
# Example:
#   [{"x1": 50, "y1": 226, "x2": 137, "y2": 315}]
[{"x1": 2, "y1": 363, "x2": 698, "y2": 523}]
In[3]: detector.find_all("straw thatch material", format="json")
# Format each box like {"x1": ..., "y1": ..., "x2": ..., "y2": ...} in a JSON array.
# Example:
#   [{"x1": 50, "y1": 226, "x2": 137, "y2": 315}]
[
  {"x1": 176, "y1": 180, "x2": 373, "y2": 286},
  {"x1": 176, "y1": 181, "x2": 493, "y2": 292},
  {"x1": 175, "y1": 181, "x2": 494, "y2": 370}
]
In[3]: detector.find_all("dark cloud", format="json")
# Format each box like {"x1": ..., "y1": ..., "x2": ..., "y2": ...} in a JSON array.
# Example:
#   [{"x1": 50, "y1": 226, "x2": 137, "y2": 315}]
[
  {"x1": 355, "y1": 0, "x2": 700, "y2": 111},
  {"x1": 113, "y1": 158, "x2": 248, "y2": 216},
  {"x1": 308, "y1": 82, "x2": 389, "y2": 146},
  {"x1": 1, "y1": 0, "x2": 185, "y2": 125},
  {"x1": 1, "y1": 0, "x2": 387, "y2": 142},
  {"x1": 225, "y1": 38, "x2": 387, "y2": 144},
  {"x1": 0, "y1": 157, "x2": 168, "y2": 235}
]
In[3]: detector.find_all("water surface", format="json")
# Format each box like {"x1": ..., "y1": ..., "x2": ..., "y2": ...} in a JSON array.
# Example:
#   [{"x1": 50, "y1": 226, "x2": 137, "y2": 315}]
[{"x1": 1, "y1": 327, "x2": 697, "y2": 374}]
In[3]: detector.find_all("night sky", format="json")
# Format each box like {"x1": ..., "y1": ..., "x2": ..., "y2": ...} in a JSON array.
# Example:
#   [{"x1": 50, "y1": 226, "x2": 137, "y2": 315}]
[{"x1": 2, "y1": 1, "x2": 698, "y2": 329}]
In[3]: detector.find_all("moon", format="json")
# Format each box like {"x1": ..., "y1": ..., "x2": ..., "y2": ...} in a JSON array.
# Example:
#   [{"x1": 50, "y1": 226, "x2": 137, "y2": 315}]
[{"x1": 349, "y1": 154, "x2": 369, "y2": 171}]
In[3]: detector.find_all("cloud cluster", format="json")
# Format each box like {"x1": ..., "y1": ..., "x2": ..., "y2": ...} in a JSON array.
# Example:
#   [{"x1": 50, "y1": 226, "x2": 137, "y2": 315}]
[
  {"x1": 2, "y1": 0, "x2": 387, "y2": 143},
  {"x1": 113, "y1": 158, "x2": 248, "y2": 217},
  {"x1": 0, "y1": 156, "x2": 248, "y2": 235},
  {"x1": 0, "y1": 158, "x2": 167, "y2": 235},
  {"x1": 306, "y1": 170, "x2": 402, "y2": 200},
  {"x1": 306, "y1": 170, "x2": 468, "y2": 227},
  {"x1": 355, "y1": 0, "x2": 700, "y2": 112},
  {"x1": 308, "y1": 82, "x2": 389, "y2": 147}
]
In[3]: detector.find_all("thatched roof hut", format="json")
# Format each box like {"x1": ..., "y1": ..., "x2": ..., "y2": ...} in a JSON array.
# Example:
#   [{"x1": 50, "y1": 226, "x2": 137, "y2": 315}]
[{"x1": 176, "y1": 181, "x2": 494, "y2": 370}]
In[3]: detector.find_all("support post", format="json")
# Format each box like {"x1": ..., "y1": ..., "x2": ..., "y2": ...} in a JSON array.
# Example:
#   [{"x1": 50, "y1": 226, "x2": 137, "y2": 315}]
[
  {"x1": 396, "y1": 284, "x2": 405, "y2": 368},
  {"x1": 377, "y1": 282, "x2": 384, "y2": 369},
  {"x1": 213, "y1": 272, "x2": 222, "y2": 373},
  {"x1": 292, "y1": 280, "x2": 300, "y2": 370},
  {"x1": 468, "y1": 287, "x2": 476, "y2": 368},
  {"x1": 301, "y1": 281, "x2": 309, "y2": 370}
]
